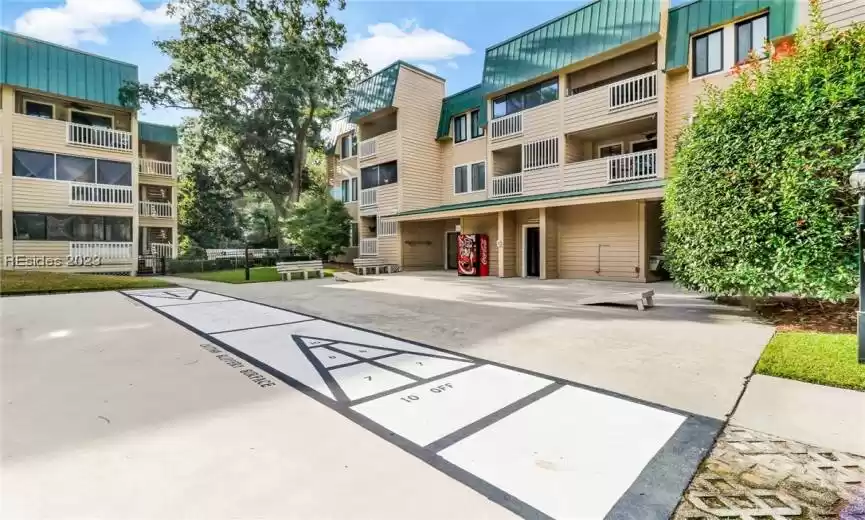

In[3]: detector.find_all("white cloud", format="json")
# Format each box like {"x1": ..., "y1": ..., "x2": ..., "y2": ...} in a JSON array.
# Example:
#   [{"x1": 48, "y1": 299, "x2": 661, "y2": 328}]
[
  {"x1": 13, "y1": 0, "x2": 176, "y2": 47},
  {"x1": 446, "y1": 61, "x2": 459, "y2": 70},
  {"x1": 339, "y1": 20, "x2": 472, "y2": 71},
  {"x1": 417, "y1": 63, "x2": 437, "y2": 74}
]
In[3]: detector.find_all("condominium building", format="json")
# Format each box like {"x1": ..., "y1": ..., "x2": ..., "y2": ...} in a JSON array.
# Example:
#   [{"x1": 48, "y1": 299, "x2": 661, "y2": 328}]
[
  {"x1": 0, "y1": 31, "x2": 179, "y2": 275},
  {"x1": 328, "y1": 0, "x2": 864, "y2": 281}
]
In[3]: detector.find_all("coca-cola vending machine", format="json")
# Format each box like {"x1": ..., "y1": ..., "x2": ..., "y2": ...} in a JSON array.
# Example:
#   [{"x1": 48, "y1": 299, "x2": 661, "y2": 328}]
[{"x1": 457, "y1": 234, "x2": 489, "y2": 276}]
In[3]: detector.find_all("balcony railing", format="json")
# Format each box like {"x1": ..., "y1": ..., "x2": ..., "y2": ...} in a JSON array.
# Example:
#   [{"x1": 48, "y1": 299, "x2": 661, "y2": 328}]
[
  {"x1": 69, "y1": 182, "x2": 133, "y2": 205},
  {"x1": 140, "y1": 159, "x2": 173, "y2": 177},
  {"x1": 491, "y1": 172, "x2": 523, "y2": 198},
  {"x1": 608, "y1": 149, "x2": 658, "y2": 184},
  {"x1": 67, "y1": 123, "x2": 132, "y2": 152},
  {"x1": 490, "y1": 112, "x2": 522, "y2": 140},
  {"x1": 140, "y1": 201, "x2": 173, "y2": 218},
  {"x1": 360, "y1": 238, "x2": 378, "y2": 257},
  {"x1": 360, "y1": 187, "x2": 378, "y2": 208},
  {"x1": 151, "y1": 243, "x2": 174, "y2": 258},
  {"x1": 360, "y1": 138, "x2": 377, "y2": 159},
  {"x1": 69, "y1": 242, "x2": 133, "y2": 261},
  {"x1": 609, "y1": 71, "x2": 658, "y2": 111}
]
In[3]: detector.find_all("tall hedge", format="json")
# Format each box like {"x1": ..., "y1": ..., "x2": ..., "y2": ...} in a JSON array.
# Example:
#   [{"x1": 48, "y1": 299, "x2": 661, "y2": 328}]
[{"x1": 664, "y1": 6, "x2": 865, "y2": 300}]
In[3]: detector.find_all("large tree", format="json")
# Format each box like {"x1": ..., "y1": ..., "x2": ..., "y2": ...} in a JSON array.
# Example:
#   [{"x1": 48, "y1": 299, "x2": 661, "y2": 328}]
[
  {"x1": 664, "y1": 6, "x2": 865, "y2": 300},
  {"x1": 284, "y1": 191, "x2": 351, "y2": 260},
  {"x1": 124, "y1": 0, "x2": 367, "y2": 244}
]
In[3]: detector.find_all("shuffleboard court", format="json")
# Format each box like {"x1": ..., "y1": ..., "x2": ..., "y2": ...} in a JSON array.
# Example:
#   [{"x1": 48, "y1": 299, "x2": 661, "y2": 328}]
[{"x1": 123, "y1": 288, "x2": 722, "y2": 520}]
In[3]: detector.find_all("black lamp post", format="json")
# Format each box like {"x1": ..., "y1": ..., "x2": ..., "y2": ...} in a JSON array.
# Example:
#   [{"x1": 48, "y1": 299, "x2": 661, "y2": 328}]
[{"x1": 849, "y1": 158, "x2": 865, "y2": 364}]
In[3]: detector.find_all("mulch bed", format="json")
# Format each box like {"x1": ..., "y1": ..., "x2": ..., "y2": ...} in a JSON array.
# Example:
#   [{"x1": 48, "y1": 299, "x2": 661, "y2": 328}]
[{"x1": 719, "y1": 296, "x2": 857, "y2": 334}]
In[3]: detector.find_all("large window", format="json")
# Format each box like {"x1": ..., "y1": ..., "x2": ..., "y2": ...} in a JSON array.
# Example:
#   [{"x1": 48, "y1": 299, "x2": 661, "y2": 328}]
[
  {"x1": 736, "y1": 14, "x2": 769, "y2": 63},
  {"x1": 454, "y1": 161, "x2": 485, "y2": 194},
  {"x1": 692, "y1": 29, "x2": 723, "y2": 77},
  {"x1": 492, "y1": 78, "x2": 559, "y2": 119},
  {"x1": 470, "y1": 110, "x2": 484, "y2": 139},
  {"x1": 454, "y1": 114, "x2": 467, "y2": 143},
  {"x1": 361, "y1": 161, "x2": 398, "y2": 189},
  {"x1": 13, "y1": 213, "x2": 132, "y2": 242},
  {"x1": 12, "y1": 149, "x2": 131, "y2": 185},
  {"x1": 24, "y1": 100, "x2": 54, "y2": 119},
  {"x1": 70, "y1": 110, "x2": 113, "y2": 128}
]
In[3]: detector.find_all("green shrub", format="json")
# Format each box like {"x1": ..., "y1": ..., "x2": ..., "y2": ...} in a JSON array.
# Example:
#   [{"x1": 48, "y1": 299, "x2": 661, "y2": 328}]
[{"x1": 664, "y1": 6, "x2": 865, "y2": 300}]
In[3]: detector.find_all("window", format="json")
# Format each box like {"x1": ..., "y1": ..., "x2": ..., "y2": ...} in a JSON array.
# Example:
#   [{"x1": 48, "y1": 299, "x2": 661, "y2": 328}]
[
  {"x1": 12, "y1": 213, "x2": 132, "y2": 241},
  {"x1": 454, "y1": 162, "x2": 485, "y2": 194},
  {"x1": 341, "y1": 179, "x2": 350, "y2": 202},
  {"x1": 13, "y1": 213, "x2": 47, "y2": 240},
  {"x1": 692, "y1": 29, "x2": 723, "y2": 77},
  {"x1": 598, "y1": 143, "x2": 623, "y2": 158},
  {"x1": 24, "y1": 100, "x2": 54, "y2": 119},
  {"x1": 736, "y1": 14, "x2": 769, "y2": 63},
  {"x1": 104, "y1": 216, "x2": 133, "y2": 242},
  {"x1": 630, "y1": 139, "x2": 657, "y2": 153},
  {"x1": 470, "y1": 110, "x2": 484, "y2": 139},
  {"x1": 350, "y1": 222, "x2": 359, "y2": 247},
  {"x1": 70, "y1": 110, "x2": 112, "y2": 128},
  {"x1": 377, "y1": 218, "x2": 397, "y2": 237},
  {"x1": 56, "y1": 155, "x2": 96, "y2": 183},
  {"x1": 454, "y1": 114, "x2": 467, "y2": 143},
  {"x1": 97, "y1": 160, "x2": 132, "y2": 185},
  {"x1": 360, "y1": 161, "x2": 398, "y2": 188},
  {"x1": 491, "y1": 78, "x2": 559, "y2": 119},
  {"x1": 351, "y1": 177, "x2": 358, "y2": 201},
  {"x1": 13, "y1": 150, "x2": 54, "y2": 179},
  {"x1": 352, "y1": 133, "x2": 358, "y2": 156},
  {"x1": 340, "y1": 132, "x2": 357, "y2": 158}
]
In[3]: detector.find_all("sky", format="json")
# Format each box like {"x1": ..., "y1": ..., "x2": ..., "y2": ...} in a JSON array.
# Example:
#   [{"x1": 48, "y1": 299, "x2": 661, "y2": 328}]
[{"x1": 0, "y1": 0, "x2": 688, "y2": 126}]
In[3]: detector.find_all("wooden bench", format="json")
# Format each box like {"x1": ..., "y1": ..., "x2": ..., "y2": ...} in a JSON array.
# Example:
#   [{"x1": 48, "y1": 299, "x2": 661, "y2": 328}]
[
  {"x1": 277, "y1": 260, "x2": 324, "y2": 281},
  {"x1": 353, "y1": 258, "x2": 397, "y2": 276}
]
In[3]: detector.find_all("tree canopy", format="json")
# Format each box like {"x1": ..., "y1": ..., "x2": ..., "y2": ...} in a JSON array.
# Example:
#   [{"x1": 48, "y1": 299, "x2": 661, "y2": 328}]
[
  {"x1": 664, "y1": 6, "x2": 865, "y2": 300},
  {"x1": 283, "y1": 190, "x2": 351, "y2": 260}
]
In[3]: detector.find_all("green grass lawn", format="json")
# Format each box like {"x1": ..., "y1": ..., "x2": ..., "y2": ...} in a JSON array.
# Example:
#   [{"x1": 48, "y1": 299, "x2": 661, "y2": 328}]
[
  {"x1": 755, "y1": 332, "x2": 865, "y2": 391},
  {"x1": 176, "y1": 266, "x2": 339, "y2": 284},
  {"x1": 1, "y1": 270, "x2": 174, "y2": 296}
]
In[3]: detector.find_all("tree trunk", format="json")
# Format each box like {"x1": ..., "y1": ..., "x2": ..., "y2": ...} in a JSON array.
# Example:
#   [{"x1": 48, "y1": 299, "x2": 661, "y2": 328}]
[
  {"x1": 290, "y1": 138, "x2": 305, "y2": 203},
  {"x1": 260, "y1": 190, "x2": 289, "y2": 249}
]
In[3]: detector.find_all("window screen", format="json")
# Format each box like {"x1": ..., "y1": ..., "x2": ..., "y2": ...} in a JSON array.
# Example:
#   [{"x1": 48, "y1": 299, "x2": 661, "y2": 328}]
[
  {"x1": 13, "y1": 213, "x2": 47, "y2": 240},
  {"x1": 96, "y1": 160, "x2": 132, "y2": 186},
  {"x1": 470, "y1": 110, "x2": 484, "y2": 138},
  {"x1": 13, "y1": 150, "x2": 54, "y2": 179},
  {"x1": 56, "y1": 155, "x2": 96, "y2": 183},
  {"x1": 471, "y1": 162, "x2": 485, "y2": 191},
  {"x1": 454, "y1": 165, "x2": 468, "y2": 193},
  {"x1": 693, "y1": 29, "x2": 723, "y2": 77},
  {"x1": 25, "y1": 101, "x2": 53, "y2": 119},
  {"x1": 351, "y1": 177, "x2": 358, "y2": 201},
  {"x1": 454, "y1": 114, "x2": 467, "y2": 143},
  {"x1": 341, "y1": 179, "x2": 350, "y2": 202},
  {"x1": 736, "y1": 14, "x2": 769, "y2": 63}
]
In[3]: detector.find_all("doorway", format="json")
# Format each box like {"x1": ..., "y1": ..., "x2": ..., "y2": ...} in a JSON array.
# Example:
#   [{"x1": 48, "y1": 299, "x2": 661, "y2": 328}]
[
  {"x1": 445, "y1": 232, "x2": 459, "y2": 270},
  {"x1": 523, "y1": 225, "x2": 540, "y2": 277}
]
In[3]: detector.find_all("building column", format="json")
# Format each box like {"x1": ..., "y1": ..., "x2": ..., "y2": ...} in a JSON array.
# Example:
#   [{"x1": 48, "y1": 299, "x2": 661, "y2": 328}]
[
  {"x1": 171, "y1": 145, "x2": 179, "y2": 258},
  {"x1": 657, "y1": 0, "x2": 670, "y2": 179},
  {"x1": 130, "y1": 112, "x2": 140, "y2": 274},
  {"x1": 539, "y1": 207, "x2": 547, "y2": 280},
  {"x1": 497, "y1": 211, "x2": 505, "y2": 278},
  {"x1": 638, "y1": 201, "x2": 648, "y2": 283},
  {"x1": 1, "y1": 86, "x2": 14, "y2": 266}
]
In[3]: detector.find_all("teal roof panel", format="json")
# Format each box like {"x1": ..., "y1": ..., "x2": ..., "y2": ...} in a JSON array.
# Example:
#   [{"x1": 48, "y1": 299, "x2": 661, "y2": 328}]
[
  {"x1": 436, "y1": 83, "x2": 490, "y2": 140},
  {"x1": 665, "y1": 0, "x2": 799, "y2": 70},
  {"x1": 481, "y1": 0, "x2": 661, "y2": 92},
  {"x1": 139, "y1": 121, "x2": 178, "y2": 145},
  {"x1": 346, "y1": 62, "x2": 400, "y2": 122},
  {"x1": 0, "y1": 30, "x2": 138, "y2": 107}
]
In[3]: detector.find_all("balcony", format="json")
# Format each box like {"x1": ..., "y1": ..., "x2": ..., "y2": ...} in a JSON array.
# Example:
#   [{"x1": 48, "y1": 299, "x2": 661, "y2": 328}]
[
  {"x1": 139, "y1": 159, "x2": 173, "y2": 177},
  {"x1": 360, "y1": 187, "x2": 378, "y2": 208},
  {"x1": 139, "y1": 201, "x2": 173, "y2": 218},
  {"x1": 359, "y1": 138, "x2": 377, "y2": 159},
  {"x1": 564, "y1": 71, "x2": 659, "y2": 133},
  {"x1": 360, "y1": 238, "x2": 378, "y2": 257},
  {"x1": 69, "y1": 182, "x2": 133, "y2": 206},
  {"x1": 67, "y1": 122, "x2": 133, "y2": 152},
  {"x1": 491, "y1": 172, "x2": 523, "y2": 198},
  {"x1": 490, "y1": 112, "x2": 522, "y2": 141},
  {"x1": 69, "y1": 242, "x2": 133, "y2": 262},
  {"x1": 359, "y1": 130, "x2": 397, "y2": 165},
  {"x1": 563, "y1": 149, "x2": 658, "y2": 190}
]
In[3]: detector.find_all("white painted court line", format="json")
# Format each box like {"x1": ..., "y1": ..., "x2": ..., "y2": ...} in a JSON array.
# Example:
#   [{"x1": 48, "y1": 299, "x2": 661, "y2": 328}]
[
  {"x1": 327, "y1": 343, "x2": 396, "y2": 359},
  {"x1": 162, "y1": 300, "x2": 309, "y2": 334},
  {"x1": 310, "y1": 347, "x2": 359, "y2": 368},
  {"x1": 329, "y1": 362, "x2": 417, "y2": 401},
  {"x1": 439, "y1": 385, "x2": 686, "y2": 519},
  {"x1": 124, "y1": 288, "x2": 235, "y2": 307},
  {"x1": 352, "y1": 365, "x2": 552, "y2": 446},
  {"x1": 376, "y1": 353, "x2": 474, "y2": 379}
]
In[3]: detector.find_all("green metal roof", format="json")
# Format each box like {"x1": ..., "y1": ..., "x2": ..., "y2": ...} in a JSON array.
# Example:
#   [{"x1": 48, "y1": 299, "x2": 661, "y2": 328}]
[
  {"x1": 344, "y1": 61, "x2": 444, "y2": 123},
  {"x1": 482, "y1": 0, "x2": 661, "y2": 92},
  {"x1": 139, "y1": 121, "x2": 178, "y2": 145},
  {"x1": 665, "y1": 0, "x2": 799, "y2": 70},
  {"x1": 436, "y1": 83, "x2": 490, "y2": 140},
  {"x1": 0, "y1": 30, "x2": 138, "y2": 108},
  {"x1": 395, "y1": 179, "x2": 666, "y2": 218},
  {"x1": 324, "y1": 116, "x2": 356, "y2": 154}
]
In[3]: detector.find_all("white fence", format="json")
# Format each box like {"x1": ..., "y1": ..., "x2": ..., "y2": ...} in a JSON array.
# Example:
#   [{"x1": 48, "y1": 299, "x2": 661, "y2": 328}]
[
  {"x1": 491, "y1": 172, "x2": 523, "y2": 198},
  {"x1": 67, "y1": 122, "x2": 132, "y2": 152},
  {"x1": 140, "y1": 159, "x2": 173, "y2": 177},
  {"x1": 377, "y1": 218, "x2": 397, "y2": 237},
  {"x1": 523, "y1": 136, "x2": 559, "y2": 171},
  {"x1": 361, "y1": 187, "x2": 378, "y2": 207},
  {"x1": 150, "y1": 243, "x2": 174, "y2": 259},
  {"x1": 609, "y1": 71, "x2": 658, "y2": 111},
  {"x1": 360, "y1": 138, "x2": 377, "y2": 159},
  {"x1": 607, "y1": 149, "x2": 658, "y2": 184},
  {"x1": 360, "y1": 238, "x2": 378, "y2": 257},
  {"x1": 204, "y1": 248, "x2": 300, "y2": 260},
  {"x1": 490, "y1": 112, "x2": 522, "y2": 140},
  {"x1": 69, "y1": 182, "x2": 133, "y2": 205},
  {"x1": 69, "y1": 241, "x2": 133, "y2": 260},
  {"x1": 139, "y1": 201, "x2": 173, "y2": 218}
]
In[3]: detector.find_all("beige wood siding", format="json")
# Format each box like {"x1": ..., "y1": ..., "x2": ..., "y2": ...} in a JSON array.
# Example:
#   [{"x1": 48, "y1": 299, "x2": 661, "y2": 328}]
[
  {"x1": 377, "y1": 234, "x2": 400, "y2": 265},
  {"x1": 138, "y1": 173, "x2": 175, "y2": 187},
  {"x1": 522, "y1": 166, "x2": 562, "y2": 196},
  {"x1": 11, "y1": 241, "x2": 133, "y2": 270},
  {"x1": 567, "y1": 45, "x2": 657, "y2": 91},
  {"x1": 823, "y1": 0, "x2": 865, "y2": 29},
  {"x1": 11, "y1": 114, "x2": 133, "y2": 160},
  {"x1": 557, "y1": 201, "x2": 641, "y2": 280},
  {"x1": 12, "y1": 178, "x2": 134, "y2": 216},
  {"x1": 377, "y1": 183, "x2": 400, "y2": 216},
  {"x1": 442, "y1": 137, "x2": 488, "y2": 205},
  {"x1": 665, "y1": 70, "x2": 736, "y2": 173},
  {"x1": 393, "y1": 67, "x2": 446, "y2": 212},
  {"x1": 401, "y1": 220, "x2": 449, "y2": 270},
  {"x1": 139, "y1": 216, "x2": 173, "y2": 228},
  {"x1": 522, "y1": 102, "x2": 561, "y2": 140},
  {"x1": 562, "y1": 159, "x2": 607, "y2": 190},
  {"x1": 563, "y1": 74, "x2": 659, "y2": 134},
  {"x1": 345, "y1": 201, "x2": 358, "y2": 221},
  {"x1": 460, "y1": 213, "x2": 499, "y2": 276},
  {"x1": 501, "y1": 212, "x2": 517, "y2": 277},
  {"x1": 545, "y1": 208, "x2": 558, "y2": 279},
  {"x1": 359, "y1": 130, "x2": 398, "y2": 168}
]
